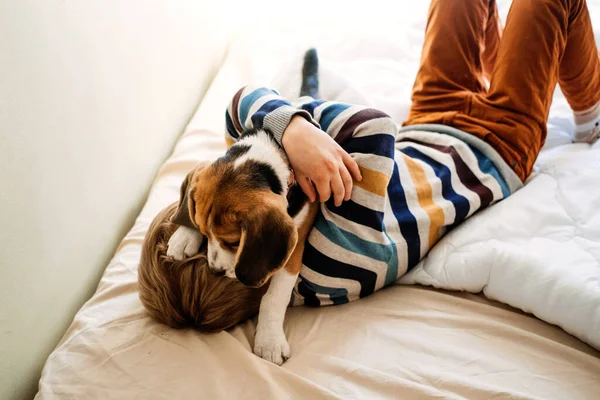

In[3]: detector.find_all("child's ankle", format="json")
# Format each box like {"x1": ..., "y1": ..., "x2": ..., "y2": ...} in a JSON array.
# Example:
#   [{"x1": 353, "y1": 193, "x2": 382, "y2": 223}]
[{"x1": 574, "y1": 102, "x2": 600, "y2": 144}]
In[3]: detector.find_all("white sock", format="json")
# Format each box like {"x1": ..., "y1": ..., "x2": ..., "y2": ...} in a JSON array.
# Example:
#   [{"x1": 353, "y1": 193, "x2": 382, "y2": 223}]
[{"x1": 574, "y1": 102, "x2": 600, "y2": 144}]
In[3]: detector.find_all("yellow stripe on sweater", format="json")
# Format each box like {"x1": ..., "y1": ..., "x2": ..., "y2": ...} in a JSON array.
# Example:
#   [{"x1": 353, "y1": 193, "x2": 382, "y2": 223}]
[
  {"x1": 402, "y1": 154, "x2": 445, "y2": 247},
  {"x1": 354, "y1": 166, "x2": 389, "y2": 198},
  {"x1": 225, "y1": 136, "x2": 236, "y2": 149}
]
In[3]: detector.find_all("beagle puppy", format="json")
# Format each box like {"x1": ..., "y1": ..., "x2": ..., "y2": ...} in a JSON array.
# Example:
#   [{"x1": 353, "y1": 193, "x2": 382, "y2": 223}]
[{"x1": 167, "y1": 128, "x2": 318, "y2": 365}]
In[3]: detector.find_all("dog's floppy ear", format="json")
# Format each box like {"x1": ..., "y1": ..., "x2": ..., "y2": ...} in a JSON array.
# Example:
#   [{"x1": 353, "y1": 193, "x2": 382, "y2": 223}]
[
  {"x1": 234, "y1": 204, "x2": 298, "y2": 287},
  {"x1": 171, "y1": 169, "x2": 198, "y2": 229}
]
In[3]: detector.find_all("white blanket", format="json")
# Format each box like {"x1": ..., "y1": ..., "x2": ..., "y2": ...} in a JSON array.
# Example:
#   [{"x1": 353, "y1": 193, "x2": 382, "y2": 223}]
[{"x1": 399, "y1": 143, "x2": 600, "y2": 349}]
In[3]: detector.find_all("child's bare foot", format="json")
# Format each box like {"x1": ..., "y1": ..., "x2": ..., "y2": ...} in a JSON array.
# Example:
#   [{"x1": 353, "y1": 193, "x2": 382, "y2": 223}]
[{"x1": 574, "y1": 102, "x2": 600, "y2": 144}]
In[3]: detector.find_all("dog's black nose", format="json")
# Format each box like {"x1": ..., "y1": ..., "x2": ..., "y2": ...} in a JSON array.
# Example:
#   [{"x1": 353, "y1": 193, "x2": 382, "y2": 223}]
[{"x1": 209, "y1": 268, "x2": 226, "y2": 277}]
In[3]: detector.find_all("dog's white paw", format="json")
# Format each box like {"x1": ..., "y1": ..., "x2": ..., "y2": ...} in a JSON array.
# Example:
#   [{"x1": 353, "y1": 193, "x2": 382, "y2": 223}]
[
  {"x1": 254, "y1": 327, "x2": 290, "y2": 366},
  {"x1": 166, "y1": 226, "x2": 204, "y2": 260}
]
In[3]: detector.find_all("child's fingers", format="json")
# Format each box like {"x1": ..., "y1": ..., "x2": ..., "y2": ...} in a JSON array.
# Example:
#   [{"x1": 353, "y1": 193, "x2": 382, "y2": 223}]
[
  {"x1": 298, "y1": 175, "x2": 316, "y2": 203},
  {"x1": 315, "y1": 177, "x2": 332, "y2": 203},
  {"x1": 340, "y1": 166, "x2": 353, "y2": 201},
  {"x1": 331, "y1": 172, "x2": 345, "y2": 207},
  {"x1": 342, "y1": 151, "x2": 362, "y2": 181}
]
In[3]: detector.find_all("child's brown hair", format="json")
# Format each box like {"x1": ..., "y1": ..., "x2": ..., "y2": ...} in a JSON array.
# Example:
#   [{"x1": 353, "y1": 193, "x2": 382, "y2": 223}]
[{"x1": 138, "y1": 203, "x2": 267, "y2": 332}]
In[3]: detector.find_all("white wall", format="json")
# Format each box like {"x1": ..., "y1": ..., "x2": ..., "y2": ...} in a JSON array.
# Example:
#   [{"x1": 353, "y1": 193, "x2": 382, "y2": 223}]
[{"x1": 0, "y1": 1, "x2": 228, "y2": 398}]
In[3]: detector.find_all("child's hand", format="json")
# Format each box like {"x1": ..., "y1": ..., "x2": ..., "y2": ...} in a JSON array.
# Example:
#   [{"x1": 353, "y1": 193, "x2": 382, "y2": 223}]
[{"x1": 282, "y1": 116, "x2": 362, "y2": 206}]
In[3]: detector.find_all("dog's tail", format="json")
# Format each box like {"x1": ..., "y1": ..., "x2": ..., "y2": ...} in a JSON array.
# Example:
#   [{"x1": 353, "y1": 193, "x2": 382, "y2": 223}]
[{"x1": 300, "y1": 48, "x2": 319, "y2": 99}]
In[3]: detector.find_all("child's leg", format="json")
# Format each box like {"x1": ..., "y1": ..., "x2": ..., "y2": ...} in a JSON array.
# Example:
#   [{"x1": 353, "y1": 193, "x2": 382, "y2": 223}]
[
  {"x1": 405, "y1": 0, "x2": 502, "y2": 124},
  {"x1": 559, "y1": 2, "x2": 600, "y2": 143},
  {"x1": 453, "y1": 0, "x2": 600, "y2": 180},
  {"x1": 482, "y1": 1, "x2": 502, "y2": 83}
]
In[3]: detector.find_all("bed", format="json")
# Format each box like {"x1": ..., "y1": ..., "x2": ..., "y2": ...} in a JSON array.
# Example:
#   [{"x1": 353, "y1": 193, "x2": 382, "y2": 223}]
[{"x1": 36, "y1": 1, "x2": 600, "y2": 398}]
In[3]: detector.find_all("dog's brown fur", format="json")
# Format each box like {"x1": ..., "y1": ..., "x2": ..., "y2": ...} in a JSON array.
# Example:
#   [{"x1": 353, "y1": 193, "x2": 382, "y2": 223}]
[
  {"x1": 172, "y1": 157, "x2": 299, "y2": 288},
  {"x1": 138, "y1": 203, "x2": 267, "y2": 332}
]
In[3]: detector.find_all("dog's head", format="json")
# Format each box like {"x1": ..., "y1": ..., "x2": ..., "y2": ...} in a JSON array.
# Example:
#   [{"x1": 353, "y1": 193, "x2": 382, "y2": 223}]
[
  {"x1": 138, "y1": 203, "x2": 268, "y2": 332},
  {"x1": 171, "y1": 130, "x2": 298, "y2": 287}
]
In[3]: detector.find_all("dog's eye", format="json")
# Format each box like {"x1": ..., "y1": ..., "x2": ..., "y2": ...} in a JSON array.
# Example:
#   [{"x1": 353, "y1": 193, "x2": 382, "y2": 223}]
[{"x1": 225, "y1": 240, "x2": 240, "y2": 248}]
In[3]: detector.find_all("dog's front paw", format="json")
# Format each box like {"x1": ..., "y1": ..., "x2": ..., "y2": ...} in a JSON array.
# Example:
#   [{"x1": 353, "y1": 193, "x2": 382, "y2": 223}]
[
  {"x1": 254, "y1": 327, "x2": 290, "y2": 366},
  {"x1": 167, "y1": 226, "x2": 204, "y2": 260}
]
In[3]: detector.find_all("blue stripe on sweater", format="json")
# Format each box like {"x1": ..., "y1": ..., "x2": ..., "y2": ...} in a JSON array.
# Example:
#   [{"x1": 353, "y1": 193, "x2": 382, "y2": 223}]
[
  {"x1": 342, "y1": 134, "x2": 396, "y2": 158},
  {"x1": 319, "y1": 103, "x2": 351, "y2": 132},
  {"x1": 387, "y1": 162, "x2": 421, "y2": 269},
  {"x1": 399, "y1": 146, "x2": 471, "y2": 222},
  {"x1": 250, "y1": 99, "x2": 290, "y2": 129},
  {"x1": 302, "y1": 241, "x2": 378, "y2": 299},
  {"x1": 470, "y1": 146, "x2": 510, "y2": 198},
  {"x1": 381, "y1": 228, "x2": 399, "y2": 285},
  {"x1": 239, "y1": 88, "x2": 277, "y2": 127},
  {"x1": 314, "y1": 214, "x2": 397, "y2": 277},
  {"x1": 325, "y1": 199, "x2": 384, "y2": 232},
  {"x1": 296, "y1": 276, "x2": 349, "y2": 306},
  {"x1": 225, "y1": 110, "x2": 238, "y2": 138},
  {"x1": 300, "y1": 100, "x2": 326, "y2": 115}
]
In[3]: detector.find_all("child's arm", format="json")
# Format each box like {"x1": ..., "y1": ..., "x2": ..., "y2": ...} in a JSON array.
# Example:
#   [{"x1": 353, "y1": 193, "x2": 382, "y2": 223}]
[
  {"x1": 225, "y1": 86, "x2": 365, "y2": 206},
  {"x1": 225, "y1": 86, "x2": 317, "y2": 148},
  {"x1": 283, "y1": 99, "x2": 397, "y2": 208}
]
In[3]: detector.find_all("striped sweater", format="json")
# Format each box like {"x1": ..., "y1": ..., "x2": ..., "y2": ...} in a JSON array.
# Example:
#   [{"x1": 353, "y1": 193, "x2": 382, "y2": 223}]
[{"x1": 226, "y1": 86, "x2": 523, "y2": 306}]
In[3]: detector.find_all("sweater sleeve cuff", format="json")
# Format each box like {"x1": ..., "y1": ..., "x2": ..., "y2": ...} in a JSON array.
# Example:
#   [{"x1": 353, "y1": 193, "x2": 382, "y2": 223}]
[{"x1": 263, "y1": 105, "x2": 320, "y2": 146}]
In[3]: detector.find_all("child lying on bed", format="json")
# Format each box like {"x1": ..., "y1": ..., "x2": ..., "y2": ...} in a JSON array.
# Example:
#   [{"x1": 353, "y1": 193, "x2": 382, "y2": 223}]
[
  {"x1": 140, "y1": 0, "x2": 600, "y2": 328},
  {"x1": 225, "y1": 0, "x2": 600, "y2": 306}
]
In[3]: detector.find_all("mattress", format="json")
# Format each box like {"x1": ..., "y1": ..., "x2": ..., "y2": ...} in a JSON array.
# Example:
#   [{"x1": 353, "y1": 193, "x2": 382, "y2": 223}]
[{"x1": 37, "y1": 1, "x2": 600, "y2": 398}]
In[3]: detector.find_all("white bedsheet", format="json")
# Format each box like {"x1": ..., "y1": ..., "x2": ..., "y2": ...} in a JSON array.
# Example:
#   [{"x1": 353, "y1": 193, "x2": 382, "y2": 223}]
[{"x1": 37, "y1": 1, "x2": 600, "y2": 398}]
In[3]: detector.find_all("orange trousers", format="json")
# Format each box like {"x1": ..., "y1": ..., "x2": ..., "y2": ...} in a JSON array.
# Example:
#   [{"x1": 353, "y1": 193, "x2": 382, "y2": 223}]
[{"x1": 403, "y1": 0, "x2": 600, "y2": 181}]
